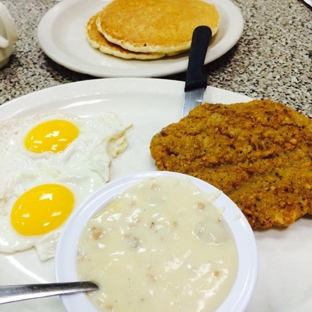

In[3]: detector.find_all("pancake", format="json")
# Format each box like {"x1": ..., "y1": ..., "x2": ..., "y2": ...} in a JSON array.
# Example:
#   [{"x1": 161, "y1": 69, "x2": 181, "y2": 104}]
[
  {"x1": 150, "y1": 100, "x2": 312, "y2": 229},
  {"x1": 86, "y1": 13, "x2": 165, "y2": 60},
  {"x1": 96, "y1": 0, "x2": 220, "y2": 54}
]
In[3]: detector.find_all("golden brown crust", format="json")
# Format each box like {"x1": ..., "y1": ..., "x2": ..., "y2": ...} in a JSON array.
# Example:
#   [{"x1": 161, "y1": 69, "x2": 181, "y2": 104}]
[
  {"x1": 86, "y1": 12, "x2": 165, "y2": 60},
  {"x1": 150, "y1": 100, "x2": 312, "y2": 229},
  {"x1": 97, "y1": 0, "x2": 220, "y2": 54}
]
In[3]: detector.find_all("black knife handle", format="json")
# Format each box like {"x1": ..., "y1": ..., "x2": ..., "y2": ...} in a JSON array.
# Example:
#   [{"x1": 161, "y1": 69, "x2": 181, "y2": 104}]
[{"x1": 184, "y1": 26, "x2": 212, "y2": 92}]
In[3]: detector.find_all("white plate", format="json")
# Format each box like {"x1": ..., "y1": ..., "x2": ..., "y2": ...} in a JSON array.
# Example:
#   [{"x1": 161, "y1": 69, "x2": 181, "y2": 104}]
[
  {"x1": 0, "y1": 78, "x2": 311, "y2": 312},
  {"x1": 37, "y1": 0, "x2": 244, "y2": 77}
]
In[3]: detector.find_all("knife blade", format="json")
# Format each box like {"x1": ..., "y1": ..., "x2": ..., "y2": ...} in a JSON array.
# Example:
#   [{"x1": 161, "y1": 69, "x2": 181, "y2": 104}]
[{"x1": 182, "y1": 26, "x2": 212, "y2": 117}]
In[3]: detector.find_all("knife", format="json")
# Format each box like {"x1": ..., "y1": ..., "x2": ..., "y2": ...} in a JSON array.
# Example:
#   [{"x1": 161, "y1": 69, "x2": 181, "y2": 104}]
[{"x1": 182, "y1": 26, "x2": 212, "y2": 117}]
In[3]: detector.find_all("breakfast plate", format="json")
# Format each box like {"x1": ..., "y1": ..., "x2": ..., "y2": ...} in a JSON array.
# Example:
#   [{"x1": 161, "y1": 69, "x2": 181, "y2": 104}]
[
  {"x1": 0, "y1": 78, "x2": 312, "y2": 312},
  {"x1": 37, "y1": 0, "x2": 244, "y2": 77}
]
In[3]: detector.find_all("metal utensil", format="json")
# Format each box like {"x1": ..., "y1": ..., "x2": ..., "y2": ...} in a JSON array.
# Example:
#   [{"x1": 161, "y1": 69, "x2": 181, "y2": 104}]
[
  {"x1": 182, "y1": 25, "x2": 212, "y2": 117},
  {"x1": 0, "y1": 281, "x2": 98, "y2": 304}
]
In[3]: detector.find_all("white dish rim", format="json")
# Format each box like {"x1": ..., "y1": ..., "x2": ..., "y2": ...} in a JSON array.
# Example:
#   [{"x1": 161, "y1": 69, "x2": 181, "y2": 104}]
[
  {"x1": 37, "y1": 0, "x2": 244, "y2": 77},
  {"x1": 55, "y1": 170, "x2": 258, "y2": 312},
  {"x1": 0, "y1": 78, "x2": 257, "y2": 312}
]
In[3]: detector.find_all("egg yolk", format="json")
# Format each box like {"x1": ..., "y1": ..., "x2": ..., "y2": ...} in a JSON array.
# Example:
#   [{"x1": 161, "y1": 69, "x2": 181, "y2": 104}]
[
  {"x1": 11, "y1": 184, "x2": 75, "y2": 236},
  {"x1": 24, "y1": 120, "x2": 79, "y2": 153}
]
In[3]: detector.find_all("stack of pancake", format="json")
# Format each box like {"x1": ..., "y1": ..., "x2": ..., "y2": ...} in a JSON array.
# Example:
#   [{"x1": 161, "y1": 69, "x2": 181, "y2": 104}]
[{"x1": 86, "y1": 0, "x2": 220, "y2": 60}]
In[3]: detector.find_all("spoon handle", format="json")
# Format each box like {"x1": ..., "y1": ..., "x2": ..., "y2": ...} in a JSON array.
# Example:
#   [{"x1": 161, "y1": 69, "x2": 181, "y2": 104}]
[{"x1": 0, "y1": 281, "x2": 98, "y2": 304}]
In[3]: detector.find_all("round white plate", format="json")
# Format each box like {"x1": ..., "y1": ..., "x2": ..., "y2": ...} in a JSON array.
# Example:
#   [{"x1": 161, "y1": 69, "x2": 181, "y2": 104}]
[
  {"x1": 1, "y1": 78, "x2": 311, "y2": 312},
  {"x1": 37, "y1": 0, "x2": 244, "y2": 77}
]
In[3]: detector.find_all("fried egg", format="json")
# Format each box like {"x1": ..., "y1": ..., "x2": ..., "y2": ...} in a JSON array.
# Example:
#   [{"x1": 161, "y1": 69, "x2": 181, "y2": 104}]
[{"x1": 0, "y1": 111, "x2": 130, "y2": 260}]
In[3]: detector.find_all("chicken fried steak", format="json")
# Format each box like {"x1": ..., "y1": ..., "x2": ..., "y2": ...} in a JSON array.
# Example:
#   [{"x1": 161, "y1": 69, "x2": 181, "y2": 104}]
[{"x1": 150, "y1": 100, "x2": 312, "y2": 229}]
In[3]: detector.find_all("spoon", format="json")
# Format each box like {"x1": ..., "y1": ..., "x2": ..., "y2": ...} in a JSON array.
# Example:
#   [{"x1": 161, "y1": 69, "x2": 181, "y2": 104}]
[{"x1": 0, "y1": 281, "x2": 98, "y2": 304}]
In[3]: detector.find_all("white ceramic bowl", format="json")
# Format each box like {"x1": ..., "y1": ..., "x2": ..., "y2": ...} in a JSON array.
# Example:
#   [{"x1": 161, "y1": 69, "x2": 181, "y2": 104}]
[{"x1": 55, "y1": 171, "x2": 258, "y2": 312}]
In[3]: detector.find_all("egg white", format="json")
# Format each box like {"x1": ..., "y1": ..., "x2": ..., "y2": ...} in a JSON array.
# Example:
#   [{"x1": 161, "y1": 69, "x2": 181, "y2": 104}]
[{"x1": 0, "y1": 111, "x2": 130, "y2": 260}]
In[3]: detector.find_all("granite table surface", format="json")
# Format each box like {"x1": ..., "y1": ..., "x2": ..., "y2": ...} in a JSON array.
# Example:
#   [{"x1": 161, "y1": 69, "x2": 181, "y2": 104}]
[{"x1": 0, "y1": 1, "x2": 312, "y2": 312}]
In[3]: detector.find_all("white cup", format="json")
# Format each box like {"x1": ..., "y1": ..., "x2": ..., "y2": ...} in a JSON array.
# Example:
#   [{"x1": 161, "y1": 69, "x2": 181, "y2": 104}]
[{"x1": 0, "y1": 2, "x2": 17, "y2": 68}]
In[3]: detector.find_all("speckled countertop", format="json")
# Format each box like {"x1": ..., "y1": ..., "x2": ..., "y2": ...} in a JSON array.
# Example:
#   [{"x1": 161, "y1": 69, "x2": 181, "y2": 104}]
[{"x1": 0, "y1": 0, "x2": 311, "y2": 112}]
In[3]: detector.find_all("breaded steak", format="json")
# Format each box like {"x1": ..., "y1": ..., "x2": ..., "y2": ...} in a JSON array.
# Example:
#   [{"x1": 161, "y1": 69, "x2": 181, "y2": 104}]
[{"x1": 150, "y1": 100, "x2": 312, "y2": 229}]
